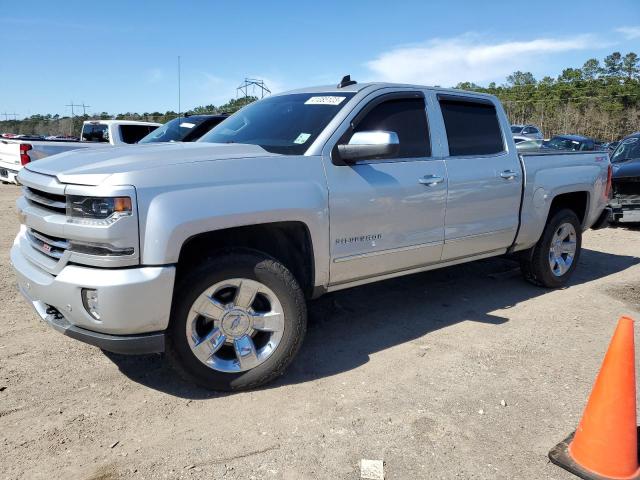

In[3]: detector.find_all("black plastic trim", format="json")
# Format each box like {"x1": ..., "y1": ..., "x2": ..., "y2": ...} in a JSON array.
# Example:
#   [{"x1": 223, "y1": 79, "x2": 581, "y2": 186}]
[{"x1": 63, "y1": 325, "x2": 165, "y2": 355}]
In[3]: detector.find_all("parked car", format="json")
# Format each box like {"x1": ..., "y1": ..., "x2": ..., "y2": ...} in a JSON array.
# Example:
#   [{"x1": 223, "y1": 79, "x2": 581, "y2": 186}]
[
  {"x1": 515, "y1": 138, "x2": 543, "y2": 151},
  {"x1": 604, "y1": 140, "x2": 620, "y2": 154},
  {"x1": 12, "y1": 80, "x2": 610, "y2": 391},
  {"x1": 510, "y1": 124, "x2": 543, "y2": 140},
  {"x1": 543, "y1": 134, "x2": 597, "y2": 152},
  {"x1": 138, "y1": 114, "x2": 228, "y2": 144},
  {"x1": 0, "y1": 120, "x2": 161, "y2": 184},
  {"x1": 609, "y1": 133, "x2": 640, "y2": 223}
]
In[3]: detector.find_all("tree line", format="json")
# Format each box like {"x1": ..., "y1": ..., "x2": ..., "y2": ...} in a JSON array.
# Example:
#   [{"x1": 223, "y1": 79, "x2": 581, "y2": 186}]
[
  {"x1": 456, "y1": 51, "x2": 639, "y2": 141},
  {"x1": 0, "y1": 97, "x2": 257, "y2": 138},
  {"x1": 2, "y1": 51, "x2": 639, "y2": 141}
]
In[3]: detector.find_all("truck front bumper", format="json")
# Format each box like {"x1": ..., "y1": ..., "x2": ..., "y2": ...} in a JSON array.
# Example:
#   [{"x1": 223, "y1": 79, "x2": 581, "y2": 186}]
[{"x1": 10, "y1": 241, "x2": 175, "y2": 354}]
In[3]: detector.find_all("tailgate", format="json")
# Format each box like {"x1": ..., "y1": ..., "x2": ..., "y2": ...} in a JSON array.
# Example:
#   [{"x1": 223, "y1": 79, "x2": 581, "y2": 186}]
[{"x1": 0, "y1": 140, "x2": 21, "y2": 168}]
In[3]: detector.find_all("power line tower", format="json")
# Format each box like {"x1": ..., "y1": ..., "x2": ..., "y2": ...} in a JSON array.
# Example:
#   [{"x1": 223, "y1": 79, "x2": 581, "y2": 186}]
[
  {"x1": 65, "y1": 101, "x2": 91, "y2": 135},
  {"x1": 0, "y1": 112, "x2": 18, "y2": 121},
  {"x1": 65, "y1": 101, "x2": 91, "y2": 117},
  {"x1": 236, "y1": 78, "x2": 271, "y2": 105}
]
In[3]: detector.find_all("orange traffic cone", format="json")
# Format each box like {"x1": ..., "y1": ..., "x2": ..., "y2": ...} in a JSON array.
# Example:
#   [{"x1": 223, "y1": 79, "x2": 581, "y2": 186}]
[{"x1": 549, "y1": 316, "x2": 640, "y2": 480}]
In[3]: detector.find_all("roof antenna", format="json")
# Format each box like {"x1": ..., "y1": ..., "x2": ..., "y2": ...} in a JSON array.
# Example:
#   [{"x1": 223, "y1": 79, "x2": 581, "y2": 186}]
[{"x1": 337, "y1": 75, "x2": 357, "y2": 88}]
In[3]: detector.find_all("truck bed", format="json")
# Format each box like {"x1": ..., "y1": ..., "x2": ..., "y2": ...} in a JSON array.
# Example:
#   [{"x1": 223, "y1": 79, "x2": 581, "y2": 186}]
[{"x1": 513, "y1": 149, "x2": 610, "y2": 251}]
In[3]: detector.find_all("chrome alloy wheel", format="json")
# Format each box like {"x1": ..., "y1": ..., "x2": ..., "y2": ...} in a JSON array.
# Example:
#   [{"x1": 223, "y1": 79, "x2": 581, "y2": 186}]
[
  {"x1": 186, "y1": 278, "x2": 285, "y2": 373},
  {"x1": 548, "y1": 222, "x2": 577, "y2": 277}
]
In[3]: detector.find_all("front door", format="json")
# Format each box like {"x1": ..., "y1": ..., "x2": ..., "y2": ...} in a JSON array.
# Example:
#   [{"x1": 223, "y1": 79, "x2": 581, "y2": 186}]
[{"x1": 323, "y1": 92, "x2": 448, "y2": 286}]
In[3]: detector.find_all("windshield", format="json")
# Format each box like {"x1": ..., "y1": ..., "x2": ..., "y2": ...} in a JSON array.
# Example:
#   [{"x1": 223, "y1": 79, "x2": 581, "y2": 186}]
[
  {"x1": 611, "y1": 137, "x2": 640, "y2": 163},
  {"x1": 198, "y1": 92, "x2": 356, "y2": 154},
  {"x1": 546, "y1": 136, "x2": 582, "y2": 151},
  {"x1": 140, "y1": 117, "x2": 203, "y2": 143},
  {"x1": 511, "y1": 126, "x2": 523, "y2": 134}
]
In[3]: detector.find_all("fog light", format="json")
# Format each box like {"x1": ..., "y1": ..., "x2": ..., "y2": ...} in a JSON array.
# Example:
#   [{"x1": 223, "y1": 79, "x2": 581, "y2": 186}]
[{"x1": 81, "y1": 288, "x2": 100, "y2": 320}]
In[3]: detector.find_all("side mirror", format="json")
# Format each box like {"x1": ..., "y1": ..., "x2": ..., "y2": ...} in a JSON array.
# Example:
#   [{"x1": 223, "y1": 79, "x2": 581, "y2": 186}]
[{"x1": 336, "y1": 131, "x2": 400, "y2": 163}]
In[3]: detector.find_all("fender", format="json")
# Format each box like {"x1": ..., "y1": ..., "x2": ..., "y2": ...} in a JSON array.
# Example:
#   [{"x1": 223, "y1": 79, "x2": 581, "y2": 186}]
[{"x1": 134, "y1": 154, "x2": 330, "y2": 288}]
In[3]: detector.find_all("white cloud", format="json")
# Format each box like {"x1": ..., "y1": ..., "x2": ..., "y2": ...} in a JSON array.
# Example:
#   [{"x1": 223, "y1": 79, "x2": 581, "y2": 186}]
[
  {"x1": 365, "y1": 33, "x2": 601, "y2": 87},
  {"x1": 147, "y1": 68, "x2": 164, "y2": 83},
  {"x1": 616, "y1": 26, "x2": 640, "y2": 40}
]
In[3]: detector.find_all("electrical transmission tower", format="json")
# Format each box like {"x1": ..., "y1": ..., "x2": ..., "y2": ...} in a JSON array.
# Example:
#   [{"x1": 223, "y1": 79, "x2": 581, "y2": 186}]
[
  {"x1": 65, "y1": 101, "x2": 91, "y2": 135},
  {"x1": 0, "y1": 112, "x2": 18, "y2": 121},
  {"x1": 236, "y1": 78, "x2": 271, "y2": 104},
  {"x1": 65, "y1": 101, "x2": 91, "y2": 117}
]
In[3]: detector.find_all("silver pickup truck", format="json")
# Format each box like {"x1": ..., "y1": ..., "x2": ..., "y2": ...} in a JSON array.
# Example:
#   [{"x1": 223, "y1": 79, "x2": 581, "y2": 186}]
[{"x1": 11, "y1": 80, "x2": 611, "y2": 391}]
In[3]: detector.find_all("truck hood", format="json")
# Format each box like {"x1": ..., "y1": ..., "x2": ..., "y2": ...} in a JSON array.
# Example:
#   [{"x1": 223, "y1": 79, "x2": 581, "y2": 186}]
[
  {"x1": 612, "y1": 159, "x2": 640, "y2": 181},
  {"x1": 24, "y1": 142, "x2": 278, "y2": 185}
]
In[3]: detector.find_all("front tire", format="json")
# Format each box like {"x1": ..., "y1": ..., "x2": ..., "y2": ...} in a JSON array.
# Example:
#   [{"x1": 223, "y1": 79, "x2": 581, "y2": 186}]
[
  {"x1": 520, "y1": 209, "x2": 582, "y2": 288},
  {"x1": 166, "y1": 250, "x2": 307, "y2": 391}
]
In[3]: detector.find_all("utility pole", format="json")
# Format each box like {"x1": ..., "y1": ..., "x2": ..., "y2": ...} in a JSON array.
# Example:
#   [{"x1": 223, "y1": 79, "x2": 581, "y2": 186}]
[{"x1": 178, "y1": 56, "x2": 181, "y2": 119}]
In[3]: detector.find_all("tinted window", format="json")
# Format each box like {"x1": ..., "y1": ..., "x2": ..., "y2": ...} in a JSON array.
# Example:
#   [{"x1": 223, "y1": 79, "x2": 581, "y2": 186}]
[
  {"x1": 120, "y1": 125, "x2": 158, "y2": 144},
  {"x1": 185, "y1": 117, "x2": 227, "y2": 142},
  {"x1": 351, "y1": 97, "x2": 430, "y2": 158},
  {"x1": 510, "y1": 126, "x2": 523, "y2": 134},
  {"x1": 200, "y1": 93, "x2": 355, "y2": 155},
  {"x1": 82, "y1": 124, "x2": 109, "y2": 142},
  {"x1": 440, "y1": 99, "x2": 504, "y2": 156},
  {"x1": 139, "y1": 116, "x2": 226, "y2": 143}
]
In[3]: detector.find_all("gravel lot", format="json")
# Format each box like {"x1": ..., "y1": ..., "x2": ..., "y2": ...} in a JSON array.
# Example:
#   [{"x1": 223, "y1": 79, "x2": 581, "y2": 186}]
[{"x1": 1, "y1": 184, "x2": 639, "y2": 480}]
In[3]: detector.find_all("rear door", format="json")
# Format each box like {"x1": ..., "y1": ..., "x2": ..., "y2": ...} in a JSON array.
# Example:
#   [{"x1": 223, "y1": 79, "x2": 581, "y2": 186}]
[
  {"x1": 436, "y1": 94, "x2": 522, "y2": 260},
  {"x1": 323, "y1": 90, "x2": 447, "y2": 286}
]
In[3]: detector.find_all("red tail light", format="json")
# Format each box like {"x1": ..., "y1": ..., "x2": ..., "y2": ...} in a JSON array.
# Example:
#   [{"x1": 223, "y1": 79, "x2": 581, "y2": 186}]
[
  {"x1": 604, "y1": 163, "x2": 612, "y2": 199},
  {"x1": 20, "y1": 143, "x2": 32, "y2": 166}
]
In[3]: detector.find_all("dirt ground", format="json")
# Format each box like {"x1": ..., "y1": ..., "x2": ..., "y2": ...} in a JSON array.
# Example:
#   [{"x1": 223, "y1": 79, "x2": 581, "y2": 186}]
[{"x1": 1, "y1": 184, "x2": 639, "y2": 480}]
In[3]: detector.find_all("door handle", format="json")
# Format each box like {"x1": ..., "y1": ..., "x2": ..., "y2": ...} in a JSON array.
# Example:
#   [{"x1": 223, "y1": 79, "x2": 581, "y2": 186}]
[
  {"x1": 500, "y1": 170, "x2": 520, "y2": 180},
  {"x1": 419, "y1": 174, "x2": 444, "y2": 186}
]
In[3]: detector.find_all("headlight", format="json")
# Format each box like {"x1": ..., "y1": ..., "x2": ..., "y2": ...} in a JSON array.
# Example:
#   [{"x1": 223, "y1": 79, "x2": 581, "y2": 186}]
[{"x1": 66, "y1": 196, "x2": 132, "y2": 224}]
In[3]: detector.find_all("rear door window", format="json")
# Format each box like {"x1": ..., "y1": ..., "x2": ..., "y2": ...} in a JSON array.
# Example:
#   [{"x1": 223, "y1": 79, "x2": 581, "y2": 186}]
[
  {"x1": 439, "y1": 98, "x2": 504, "y2": 156},
  {"x1": 120, "y1": 125, "x2": 158, "y2": 144}
]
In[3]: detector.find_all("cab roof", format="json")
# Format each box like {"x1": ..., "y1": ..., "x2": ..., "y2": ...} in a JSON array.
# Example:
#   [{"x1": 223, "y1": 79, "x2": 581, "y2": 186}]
[{"x1": 278, "y1": 82, "x2": 499, "y2": 101}]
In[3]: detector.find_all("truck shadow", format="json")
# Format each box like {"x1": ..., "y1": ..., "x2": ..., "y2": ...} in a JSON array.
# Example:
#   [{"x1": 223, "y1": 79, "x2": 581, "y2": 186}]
[{"x1": 104, "y1": 247, "x2": 640, "y2": 398}]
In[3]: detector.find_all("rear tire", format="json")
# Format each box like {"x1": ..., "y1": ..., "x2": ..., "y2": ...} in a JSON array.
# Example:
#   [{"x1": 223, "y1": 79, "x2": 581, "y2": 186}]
[
  {"x1": 520, "y1": 209, "x2": 582, "y2": 288},
  {"x1": 166, "y1": 249, "x2": 307, "y2": 391}
]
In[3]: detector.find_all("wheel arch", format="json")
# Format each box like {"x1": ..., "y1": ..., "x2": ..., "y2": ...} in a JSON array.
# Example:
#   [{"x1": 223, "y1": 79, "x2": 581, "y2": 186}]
[{"x1": 176, "y1": 221, "x2": 317, "y2": 298}]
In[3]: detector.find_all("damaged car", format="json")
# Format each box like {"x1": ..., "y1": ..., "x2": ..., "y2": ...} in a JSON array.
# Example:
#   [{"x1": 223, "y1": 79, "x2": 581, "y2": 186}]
[{"x1": 610, "y1": 132, "x2": 640, "y2": 223}]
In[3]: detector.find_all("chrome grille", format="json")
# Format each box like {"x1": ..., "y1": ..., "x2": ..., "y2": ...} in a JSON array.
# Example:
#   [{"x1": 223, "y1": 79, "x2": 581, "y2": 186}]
[
  {"x1": 23, "y1": 187, "x2": 66, "y2": 214},
  {"x1": 26, "y1": 228, "x2": 69, "y2": 260}
]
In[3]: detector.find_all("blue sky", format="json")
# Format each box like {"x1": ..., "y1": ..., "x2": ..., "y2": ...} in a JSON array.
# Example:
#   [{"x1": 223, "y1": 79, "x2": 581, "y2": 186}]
[{"x1": 0, "y1": 0, "x2": 639, "y2": 118}]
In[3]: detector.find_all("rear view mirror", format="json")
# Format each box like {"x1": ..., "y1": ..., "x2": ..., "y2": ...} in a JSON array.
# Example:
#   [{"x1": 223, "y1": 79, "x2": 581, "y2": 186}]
[{"x1": 337, "y1": 131, "x2": 400, "y2": 163}]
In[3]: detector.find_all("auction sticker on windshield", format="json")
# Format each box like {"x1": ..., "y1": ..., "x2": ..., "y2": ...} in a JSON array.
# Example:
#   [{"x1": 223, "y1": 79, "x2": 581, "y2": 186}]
[
  {"x1": 294, "y1": 133, "x2": 311, "y2": 144},
  {"x1": 305, "y1": 96, "x2": 346, "y2": 106}
]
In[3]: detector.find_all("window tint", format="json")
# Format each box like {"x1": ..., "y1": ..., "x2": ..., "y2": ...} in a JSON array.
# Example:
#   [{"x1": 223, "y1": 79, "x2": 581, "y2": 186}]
[
  {"x1": 439, "y1": 99, "x2": 504, "y2": 156},
  {"x1": 82, "y1": 124, "x2": 109, "y2": 143},
  {"x1": 351, "y1": 97, "x2": 430, "y2": 158},
  {"x1": 120, "y1": 125, "x2": 158, "y2": 144}
]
